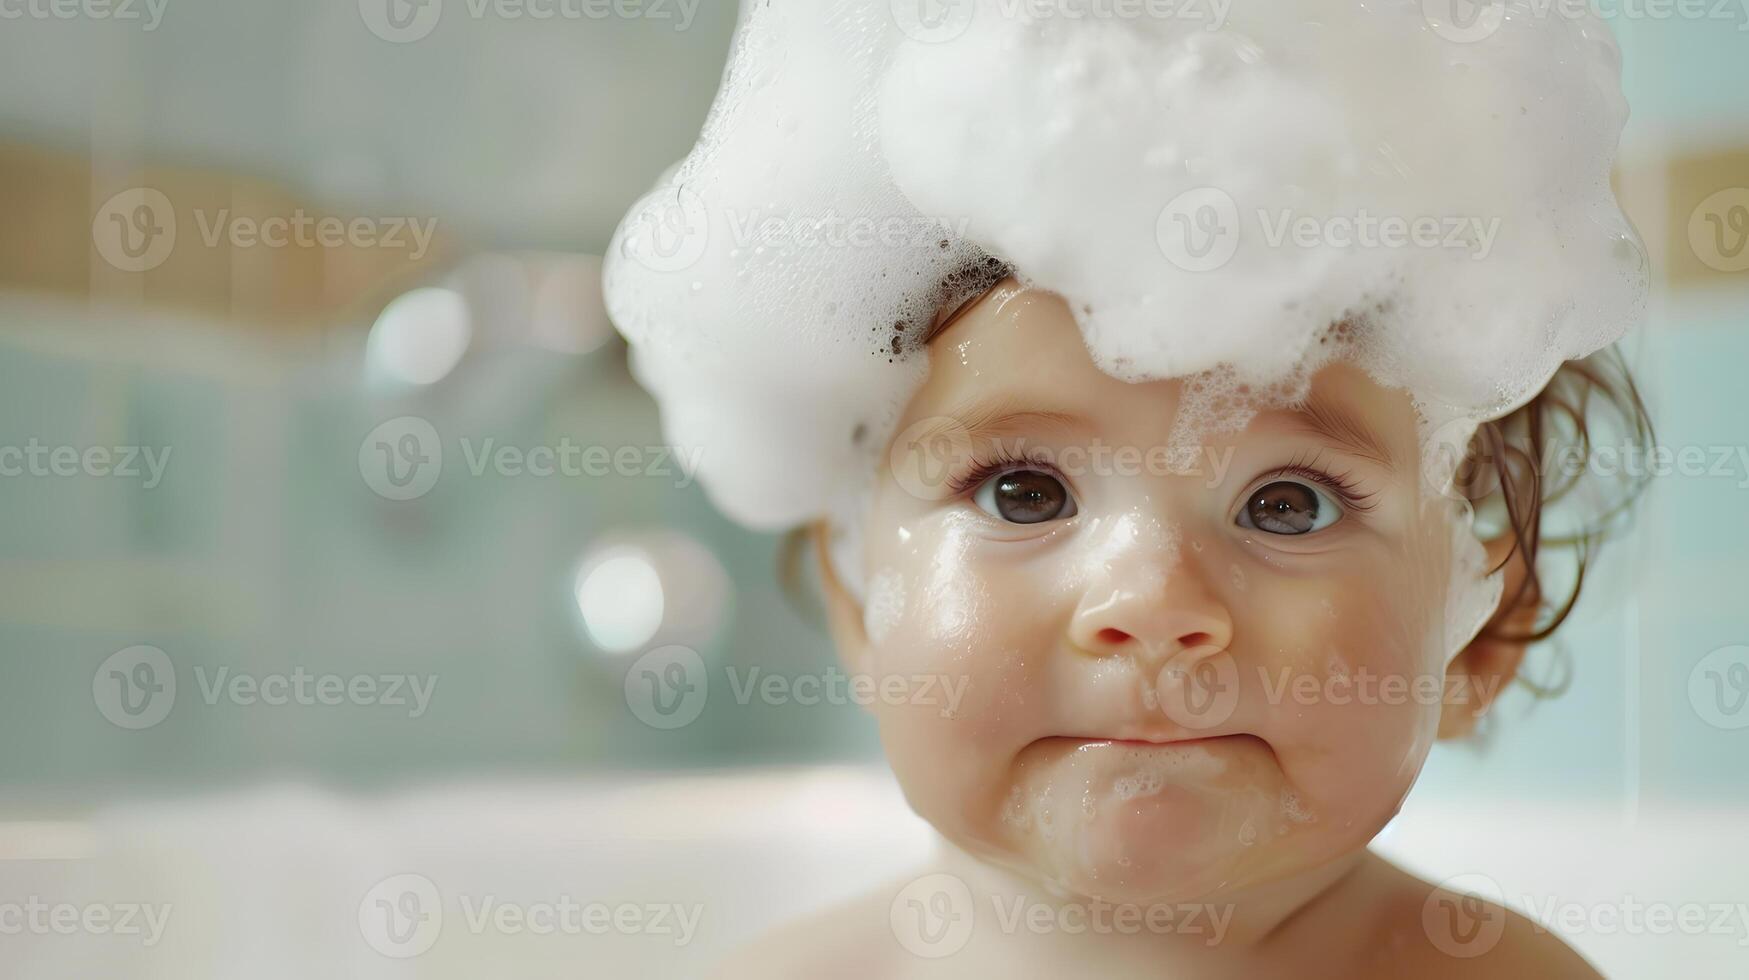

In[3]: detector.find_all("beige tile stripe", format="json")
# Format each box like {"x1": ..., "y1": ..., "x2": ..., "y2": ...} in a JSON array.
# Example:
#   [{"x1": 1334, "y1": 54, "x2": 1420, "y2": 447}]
[
  {"x1": 1, "y1": 141, "x2": 1741, "y2": 323},
  {"x1": 0, "y1": 141, "x2": 456, "y2": 327}
]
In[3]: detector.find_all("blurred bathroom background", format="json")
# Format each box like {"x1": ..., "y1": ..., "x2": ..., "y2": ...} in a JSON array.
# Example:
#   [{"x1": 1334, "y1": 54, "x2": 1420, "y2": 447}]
[{"x1": 0, "y1": 2, "x2": 1745, "y2": 976}]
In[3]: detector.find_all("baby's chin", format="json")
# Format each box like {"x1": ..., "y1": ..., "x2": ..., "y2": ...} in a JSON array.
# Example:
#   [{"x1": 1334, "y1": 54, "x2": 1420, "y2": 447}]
[{"x1": 990, "y1": 735, "x2": 1321, "y2": 904}]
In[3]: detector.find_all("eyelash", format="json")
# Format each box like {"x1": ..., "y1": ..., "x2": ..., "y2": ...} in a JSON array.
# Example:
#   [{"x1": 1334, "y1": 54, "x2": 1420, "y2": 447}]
[
  {"x1": 945, "y1": 446, "x2": 1061, "y2": 498},
  {"x1": 944, "y1": 447, "x2": 1379, "y2": 515},
  {"x1": 1251, "y1": 450, "x2": 1380, "y2": 515}
]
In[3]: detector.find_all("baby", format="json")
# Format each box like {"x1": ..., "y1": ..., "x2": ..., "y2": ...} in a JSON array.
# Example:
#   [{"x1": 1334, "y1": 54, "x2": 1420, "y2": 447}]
[
  {"x1": 599, "y1": 2, "x2": 1653, "y2": 976},
  {"x1": 719, "y1": 276, "x2": 1648, "y2": 979}
]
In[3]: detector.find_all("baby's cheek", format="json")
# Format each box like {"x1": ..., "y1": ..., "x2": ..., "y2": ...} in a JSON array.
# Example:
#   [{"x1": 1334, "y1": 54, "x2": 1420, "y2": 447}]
[{"x1": 1248, "y1": 567, "x2": 1444, "y2": 833}]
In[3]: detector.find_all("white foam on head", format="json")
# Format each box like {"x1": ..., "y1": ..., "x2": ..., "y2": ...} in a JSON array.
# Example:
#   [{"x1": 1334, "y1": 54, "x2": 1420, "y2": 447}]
[{"x1": 603, "y1": 0, "x2": 1645, "y2": 555}]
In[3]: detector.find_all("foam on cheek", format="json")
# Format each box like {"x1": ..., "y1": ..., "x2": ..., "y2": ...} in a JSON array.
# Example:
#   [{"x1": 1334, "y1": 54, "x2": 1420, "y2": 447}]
[
  {"x1": 918, "y1": 518, "x2": 982, "y2": 658},
  {"x1": 862, "y1": 567, "x2": 906, "y2": 645}
]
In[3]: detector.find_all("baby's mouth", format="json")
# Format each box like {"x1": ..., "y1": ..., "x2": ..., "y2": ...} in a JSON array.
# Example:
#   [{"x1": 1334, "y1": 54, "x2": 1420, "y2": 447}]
[{"x1": 1040, "y1": 733, "x2": 1268, "y2": 753}]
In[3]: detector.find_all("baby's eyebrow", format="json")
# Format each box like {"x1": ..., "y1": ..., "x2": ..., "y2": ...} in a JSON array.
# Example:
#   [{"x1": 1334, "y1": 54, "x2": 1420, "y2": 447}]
[
  {"x1": 923, "y1": 395, "x2": 1086, "y2": 445},
  {"x1": 1279, "y1": 393, "x2": 1397, "y2": 470}
]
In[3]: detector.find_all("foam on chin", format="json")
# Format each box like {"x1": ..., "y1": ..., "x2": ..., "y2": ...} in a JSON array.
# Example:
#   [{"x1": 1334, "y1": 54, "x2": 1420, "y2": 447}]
[{"x1": 602, "y1": 0, "x2": 1645, "y2": 592}]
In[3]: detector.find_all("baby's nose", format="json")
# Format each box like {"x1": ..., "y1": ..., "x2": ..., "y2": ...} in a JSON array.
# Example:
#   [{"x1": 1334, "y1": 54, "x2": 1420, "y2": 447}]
[{"x1": 1066, "y1": 548, "x2": 1233, "y2": 666}]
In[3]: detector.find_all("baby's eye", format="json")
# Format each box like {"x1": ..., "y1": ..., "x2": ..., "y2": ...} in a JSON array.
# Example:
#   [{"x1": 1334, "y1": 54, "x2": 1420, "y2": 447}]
[
  {"x1": 1236, "y1": 479, "x2": 1342, "y2": 535},
  {"x1": 972, "y1": 468, "x2": 1078, "y2": 525}
]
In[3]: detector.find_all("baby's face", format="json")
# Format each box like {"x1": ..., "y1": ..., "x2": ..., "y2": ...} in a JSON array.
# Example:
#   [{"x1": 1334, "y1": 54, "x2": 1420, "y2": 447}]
[{"x1": 852, "y1": 281, "x2": 1470, "y2": 904}]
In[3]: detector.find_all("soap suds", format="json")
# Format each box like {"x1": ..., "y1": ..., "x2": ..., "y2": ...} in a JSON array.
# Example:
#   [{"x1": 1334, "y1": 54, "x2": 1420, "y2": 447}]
[
  {"x1": 1112, "y1": 745, "x2": 1227, "y2": 801},
  {"x1": 863, "y1": 567, "x2": 906, "y2": 644},
  {"x1": 603, "y1": 0, "x2": 1645, "y2": 592}
]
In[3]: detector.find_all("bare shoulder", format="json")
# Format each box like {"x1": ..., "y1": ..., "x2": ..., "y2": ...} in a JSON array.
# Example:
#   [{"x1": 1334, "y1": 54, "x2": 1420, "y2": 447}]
[
  {"x1": 1354, "y1": 855, "x2": 1604, "y2": 980},
  {"x1": 709, "y1": 880, "x2": 911, "y2": 980}
]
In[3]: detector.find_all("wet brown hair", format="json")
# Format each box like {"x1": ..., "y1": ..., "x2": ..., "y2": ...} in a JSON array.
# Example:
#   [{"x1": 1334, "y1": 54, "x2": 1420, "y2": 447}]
[
  {"x1": 780, "y1": 277, "x2": 1655, "y2": 686},
  {"x1": 1451, "y1": 344, "x2": 1654, "y2": 691}
]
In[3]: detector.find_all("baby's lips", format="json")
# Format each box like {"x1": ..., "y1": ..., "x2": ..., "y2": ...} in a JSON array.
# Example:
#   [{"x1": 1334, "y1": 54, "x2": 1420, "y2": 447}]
[{"x1": 1153, "y1": 644, "x2": 1242, "y2": 731}]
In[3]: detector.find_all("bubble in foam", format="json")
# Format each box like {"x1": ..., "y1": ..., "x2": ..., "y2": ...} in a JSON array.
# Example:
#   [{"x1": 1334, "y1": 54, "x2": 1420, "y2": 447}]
[{"x1": 602, "y1": 0, "x2": 1646, "y2": 560}]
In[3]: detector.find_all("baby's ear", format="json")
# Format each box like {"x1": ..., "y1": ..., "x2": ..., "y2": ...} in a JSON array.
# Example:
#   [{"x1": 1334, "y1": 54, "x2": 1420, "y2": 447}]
[
  {"x1": 1438, "y1": 533, "x2": 1539, "y2": 740},
  {"x1": 811, "y1": 522, "x2": 873, "y2": 675}
]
